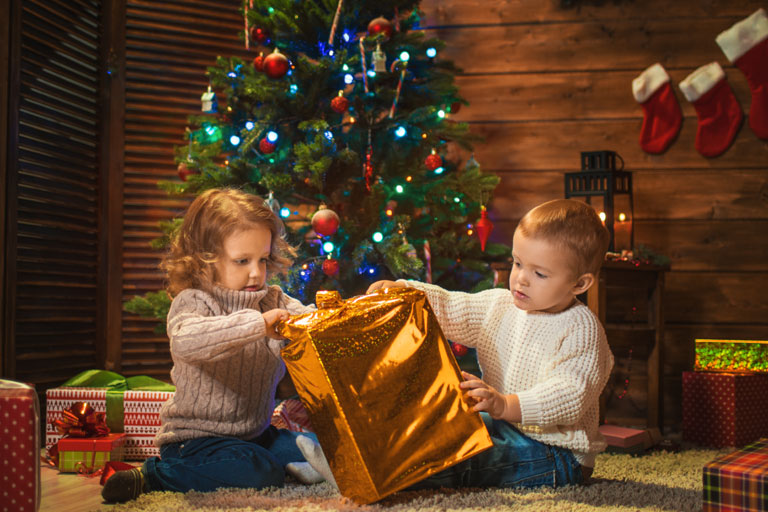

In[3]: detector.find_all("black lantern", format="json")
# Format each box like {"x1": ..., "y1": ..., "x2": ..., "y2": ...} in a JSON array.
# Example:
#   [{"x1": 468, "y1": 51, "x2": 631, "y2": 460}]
[{"x1": 564, "y1": 150, "x2": 633, "y2": 252}]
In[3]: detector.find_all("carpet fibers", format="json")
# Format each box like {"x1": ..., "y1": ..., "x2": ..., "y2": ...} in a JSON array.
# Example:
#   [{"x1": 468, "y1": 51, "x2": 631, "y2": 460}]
[{"x1": 98, "y1": 448, "x2": 729, "y2": 512}]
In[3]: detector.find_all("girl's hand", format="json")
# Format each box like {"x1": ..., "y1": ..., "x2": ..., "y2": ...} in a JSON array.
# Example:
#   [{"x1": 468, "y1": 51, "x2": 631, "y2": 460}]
[
  {"x1": 460, "y1": 371, "x2": 520, "y2": 422},
  {"x1": 263, "y1": 309, "x2": 291, "y2": 339},
  {"x1": 366, "y1": 280, "x2": 406, "y2": 294}
]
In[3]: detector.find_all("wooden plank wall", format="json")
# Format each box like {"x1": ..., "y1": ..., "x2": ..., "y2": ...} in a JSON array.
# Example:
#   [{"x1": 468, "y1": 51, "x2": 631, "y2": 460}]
[
  {"x1": 120, "y1": 0, "x2": 249, "y2": 378},
  {"x1": 420, "y1": 0, "x2": 768, "y2": 428}
]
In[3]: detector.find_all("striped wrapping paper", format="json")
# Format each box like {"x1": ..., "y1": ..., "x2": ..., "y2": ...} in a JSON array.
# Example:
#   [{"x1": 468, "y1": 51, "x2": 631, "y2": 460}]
[{"x1": 703, "y1": 437, "x2": 768, "y2": 511}]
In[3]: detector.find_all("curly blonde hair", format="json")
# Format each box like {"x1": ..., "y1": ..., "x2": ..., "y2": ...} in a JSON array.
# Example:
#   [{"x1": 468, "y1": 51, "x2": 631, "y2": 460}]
[
  {"x1": 162, "y1": 188, "x2": 297, "y2": 296},
  {"x1": 517, "y1": 199, "x2": 610, "y2": 277}
]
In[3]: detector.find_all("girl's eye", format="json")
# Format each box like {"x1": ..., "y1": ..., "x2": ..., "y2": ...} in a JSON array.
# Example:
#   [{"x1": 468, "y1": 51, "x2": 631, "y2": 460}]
[
  {"x1": 235, "y1": 258, "x2": 248, "y2": 265},
  {"x1": 260, "y1": 258, "x2": 269, "y2": 264}
]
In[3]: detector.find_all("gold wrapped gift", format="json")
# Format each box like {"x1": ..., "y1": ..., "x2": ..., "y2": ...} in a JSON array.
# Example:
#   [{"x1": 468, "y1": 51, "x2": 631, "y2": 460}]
[{"x1": 278, "y1": 287, "x2": 493, "y2": 504}]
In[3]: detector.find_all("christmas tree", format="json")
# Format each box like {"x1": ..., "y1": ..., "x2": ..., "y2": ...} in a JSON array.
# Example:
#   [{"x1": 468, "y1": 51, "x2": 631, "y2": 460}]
[{"x1": 125, "y1": 0, "x2": 508, "y2": 324}]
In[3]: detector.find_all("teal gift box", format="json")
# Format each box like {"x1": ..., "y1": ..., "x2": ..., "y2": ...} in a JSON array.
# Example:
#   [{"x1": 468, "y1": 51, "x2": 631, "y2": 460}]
[{"x1": 46, "y1": 370, "x2": 175, "y2": 460}]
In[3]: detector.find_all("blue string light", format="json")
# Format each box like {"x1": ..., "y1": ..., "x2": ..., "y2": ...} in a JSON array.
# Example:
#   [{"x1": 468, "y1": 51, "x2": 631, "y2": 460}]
[
  {"x1": 372, "y1": 232, "x2": 383, "y2": 243},
  {"x1": 245, "y1": 121, "x2": 254, "y2": 131},
  {"x1": 280, "y1": 207, "x2": 291, "y2": 218},
  {"x1": 395, "y1": 126, "x2": 407, "y2": 138},
  {"x1": 230, "y1": 135, "x2": 241, "y2": 146},
  {"x1": 344, "y1": 73, "x2": 354, "y2": 84},
  {"x1": 434, "y1": 166, "x2": 445, "y2": 175},
  {"x1": 426, "y1": 47, "x2": 437, "y2": 58},
  {"x1": 266, "y1": 131, "x2": 278, "y2": 142}
]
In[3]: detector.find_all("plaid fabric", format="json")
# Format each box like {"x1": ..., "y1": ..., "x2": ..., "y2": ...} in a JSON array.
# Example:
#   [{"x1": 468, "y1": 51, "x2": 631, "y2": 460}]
[
  {"x1": 57, "y1": 433, "x2": 126, "y2": 473},
  {"x1": 703, "y1": 438, "x2": 768, "y2": 511}
]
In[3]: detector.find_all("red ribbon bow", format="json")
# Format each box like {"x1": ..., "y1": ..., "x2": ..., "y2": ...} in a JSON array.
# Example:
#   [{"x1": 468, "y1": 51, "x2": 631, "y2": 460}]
[{"x1": 46, "y1": 401, "x2": 110, "y2": 470}]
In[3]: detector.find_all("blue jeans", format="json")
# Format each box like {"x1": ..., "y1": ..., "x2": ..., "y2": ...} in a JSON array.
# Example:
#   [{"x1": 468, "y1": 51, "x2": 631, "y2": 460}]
[
  {"x1": 408, "y1": 413, "x2": 583, "y2": 490},
  {"x1": 142, "y1": 427, "x2": 316, "y2": 493}
]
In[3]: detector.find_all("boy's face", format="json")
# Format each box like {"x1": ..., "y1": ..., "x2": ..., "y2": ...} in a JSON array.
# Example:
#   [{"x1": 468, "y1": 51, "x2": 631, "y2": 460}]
[
  {"x1": 509, "y1": 230, "x2": 586, "y2": 314},
  {"x1": 213, "y1": 225, "x2": 272, "y2": 292}
]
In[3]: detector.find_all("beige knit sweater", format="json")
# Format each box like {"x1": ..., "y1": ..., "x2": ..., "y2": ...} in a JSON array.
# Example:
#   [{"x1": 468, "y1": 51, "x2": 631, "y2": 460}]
[
  {"x1": 403, "y1": 281, "x2": 614, "y2": 467},
  {"x1": 155, "y1": 284, "x2": 313, "y2": 448}
]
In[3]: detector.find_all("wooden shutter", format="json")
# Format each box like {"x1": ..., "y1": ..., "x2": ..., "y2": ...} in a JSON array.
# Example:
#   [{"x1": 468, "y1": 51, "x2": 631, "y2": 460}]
[
  {"x1": 5, "y1": 0, "x2": 102, "y2": 386},
  {"x1": 121, "y1": 0, "x2": 248, "y2": 378}
]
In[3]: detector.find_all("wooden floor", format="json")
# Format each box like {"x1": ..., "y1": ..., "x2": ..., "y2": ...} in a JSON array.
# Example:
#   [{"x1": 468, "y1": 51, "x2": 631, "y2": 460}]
[{"x1": 40, "y1": 459, "x2": 140, "y2": 512}]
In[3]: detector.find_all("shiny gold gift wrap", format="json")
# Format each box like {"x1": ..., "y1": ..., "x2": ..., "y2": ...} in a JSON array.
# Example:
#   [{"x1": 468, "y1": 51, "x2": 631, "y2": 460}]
[{"x1": 278, "y1": 287, "x2": 493, "y2": 504}]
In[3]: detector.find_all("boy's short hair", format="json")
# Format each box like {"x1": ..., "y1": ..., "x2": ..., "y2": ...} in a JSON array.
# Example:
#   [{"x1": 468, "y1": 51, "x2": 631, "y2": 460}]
[{"x1": 516, "y1": 199, "x2": 610, "y2": 277}]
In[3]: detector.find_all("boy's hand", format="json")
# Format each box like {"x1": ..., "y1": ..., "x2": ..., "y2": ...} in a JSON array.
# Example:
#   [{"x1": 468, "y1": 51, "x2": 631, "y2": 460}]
[
  {"x1": 366, "y1": 280, "x2": 407, "y2": 294},
  {"x1": 263, "y1": 309, "x2": 291, "y2": 339},
  {"x1": 460, "y1": 371, "x2": 521, "y2": 423}
]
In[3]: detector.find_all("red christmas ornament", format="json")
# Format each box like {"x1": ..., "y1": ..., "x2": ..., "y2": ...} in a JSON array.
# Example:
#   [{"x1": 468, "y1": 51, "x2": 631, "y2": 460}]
[
  {"x1": 475, "y1": 206, "x2": 494, "y2": 252},
  {"x1": 263, "y1": 49, "x2": 290, "y2": 79},
  {"x1": 311, "y1": 204, "x2": 340, "y2": 236},
  {"x1": 249, "y1": 26, "x2": 270, "y2": 45},
  {"x1": 367, "y1": 16, "x2": 393, "y2": 39},
  {"x1": 322, "y1": 258, "x2": 340, "y2": 276},
  {"x1": 330, "y1": 91, "x2": 349, "y2": 114},
  {"x1": 424, "y1": 150, "x2": 443, "y2": 171},
  {"x1": 259, "y1": 138, "x2": 276, "y2": 154},
  {"x1": 177, "y1": 161, "x2": 197, "y2": 181},
  {"x1": 451, "y1": 342, "x2": 469, "y2": 358},
  {"x1": 252, "y1": 52, "x2": 265, "y2": 71}
]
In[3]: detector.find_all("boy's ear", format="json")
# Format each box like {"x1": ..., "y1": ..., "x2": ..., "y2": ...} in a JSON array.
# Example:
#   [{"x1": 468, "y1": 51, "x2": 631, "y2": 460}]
[{"x1": 572, "y1": 273, "x2": 595, "y2": 295}]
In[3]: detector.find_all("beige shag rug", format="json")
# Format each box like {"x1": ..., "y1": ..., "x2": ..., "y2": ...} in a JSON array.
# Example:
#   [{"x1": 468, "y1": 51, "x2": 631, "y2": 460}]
[{"x1": 98, "y1": 448, "x2": 729, "y2": 512}]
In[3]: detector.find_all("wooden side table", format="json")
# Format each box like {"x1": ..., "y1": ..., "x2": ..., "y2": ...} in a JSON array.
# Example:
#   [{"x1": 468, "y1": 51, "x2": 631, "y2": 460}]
[{"x1": 587, "y1": 260, "x2": 669, "y2": 432}]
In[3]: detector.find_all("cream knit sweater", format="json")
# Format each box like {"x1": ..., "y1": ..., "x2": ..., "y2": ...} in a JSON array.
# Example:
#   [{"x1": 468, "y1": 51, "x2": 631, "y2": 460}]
[
  {"x1": 155, "y1": 284, "x2": 313, "y2": 448},
  {"x1": 404, "y1": 281, "x2": 614, "y2": 467}
]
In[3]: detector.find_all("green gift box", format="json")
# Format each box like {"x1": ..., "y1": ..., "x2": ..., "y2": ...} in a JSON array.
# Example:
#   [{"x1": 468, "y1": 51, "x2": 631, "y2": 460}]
[
  {"x1": 57, "y1": 433, "x2": 126, "y2": 473},
  {"x1": 695, "y1": 339, "x2": 768, "y2": 373}
]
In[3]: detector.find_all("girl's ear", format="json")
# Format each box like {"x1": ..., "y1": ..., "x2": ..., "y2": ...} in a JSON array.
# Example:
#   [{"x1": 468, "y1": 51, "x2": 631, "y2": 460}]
[{"x1": 572, "y1": 273, "x2": 595, "y2": 295}]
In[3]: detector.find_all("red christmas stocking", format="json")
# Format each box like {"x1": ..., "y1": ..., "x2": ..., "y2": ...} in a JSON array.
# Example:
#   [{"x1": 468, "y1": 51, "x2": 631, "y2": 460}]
[
  {"x1": 679, "y1": 62, "x2": 743, "y2": 158},
  {"x1": 632, "y1": 63, "x2": 682, "y2": 154},
  {"x1": 716, "y1": 8, "x2": 768, "y2": 139}
]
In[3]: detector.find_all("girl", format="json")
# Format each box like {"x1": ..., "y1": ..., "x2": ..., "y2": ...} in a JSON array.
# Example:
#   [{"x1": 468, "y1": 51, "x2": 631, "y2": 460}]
[{"x1": 103, "y1": 188, "x2": 323, "y2": 502}]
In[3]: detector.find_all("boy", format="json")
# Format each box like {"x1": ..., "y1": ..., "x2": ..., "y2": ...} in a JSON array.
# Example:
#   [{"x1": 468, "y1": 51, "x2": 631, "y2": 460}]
[{"x1": 360, "y1": 198, "x2": 615, "y2": 488}]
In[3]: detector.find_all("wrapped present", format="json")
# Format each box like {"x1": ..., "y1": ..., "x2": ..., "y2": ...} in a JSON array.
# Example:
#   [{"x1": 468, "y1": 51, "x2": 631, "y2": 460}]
[
  {"x1": 0, "y1": 380, "x2": 41, "y2": 512},
  {"x1": 278, "y1": 288, "x2": 493, "y2": 504},
  {"x1": 703, "y1": 437, "x2": 768, "y2": 511},
  {"x1": 123, "y1": 389, "x2": 174, "y2": 460},
  {"x1": 56, "y1": 433, "x2": 127, "y2": 473},
  {"x1": 695, "y1": 339, "x2": 768, "y2": 373},
  {"x1": 683, "y1": 371, "x2": 768, "y2": 448},
  {"x1": 46, "y1": 370, "x2": 174, "y2": 460}
]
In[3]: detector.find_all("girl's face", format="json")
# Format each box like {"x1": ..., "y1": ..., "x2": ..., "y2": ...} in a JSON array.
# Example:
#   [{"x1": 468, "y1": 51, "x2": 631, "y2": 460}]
[
  {"x1": 508, "y1": 230, "x2": 585, "y2": 314},
  {"x1": 213, "y1": 225, "x2": 272, "y2": 292}
]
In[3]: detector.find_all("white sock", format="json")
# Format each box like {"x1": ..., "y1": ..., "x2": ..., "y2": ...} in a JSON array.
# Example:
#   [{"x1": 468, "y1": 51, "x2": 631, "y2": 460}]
[
  {"x1": 296, "y1": 435, "x2": 338, "y2": 489},
  {"x1": 285, "y1": 462, "x2": 325, "y2": 484}
]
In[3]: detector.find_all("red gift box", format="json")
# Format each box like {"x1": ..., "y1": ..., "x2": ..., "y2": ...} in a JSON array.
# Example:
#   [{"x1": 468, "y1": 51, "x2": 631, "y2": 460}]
[
  {"x1": 0, "y1": 380, "x2": 41, "y2": 512},
  {"x1": 683, "y1": 371, "x2": 768, "y2": 448},
  {"x1": 56, "y1": 432, "x2": 126, "y2": 473},
  {"x1": 703, "y1": 437, "x2": 768, "y2": 511}
]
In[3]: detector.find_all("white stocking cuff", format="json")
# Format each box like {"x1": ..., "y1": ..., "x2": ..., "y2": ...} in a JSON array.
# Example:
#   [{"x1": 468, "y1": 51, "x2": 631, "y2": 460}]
[
  {"x1": 716, "y1": 8, "x2": 768, "y2": 63},
  {"x1": 679, "y1": 62, "x2": 725, "y2": 103},
  {"x1": 632, "y1": 63, "x2": 670, "y2": 104}
]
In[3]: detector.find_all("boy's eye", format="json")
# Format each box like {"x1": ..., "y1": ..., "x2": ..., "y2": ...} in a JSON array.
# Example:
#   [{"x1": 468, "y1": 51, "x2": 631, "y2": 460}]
[
  {"x1": 535, "y1": 271, "x2": 547, "y2": 278},
  {"x1": 513, "y1": 261, "x2": 521, "y2": 268}
]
